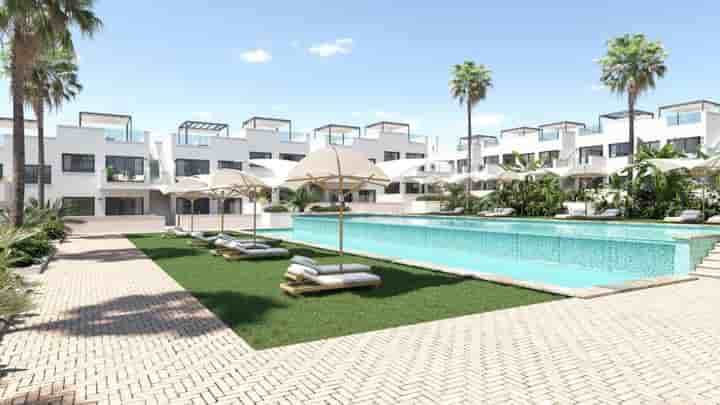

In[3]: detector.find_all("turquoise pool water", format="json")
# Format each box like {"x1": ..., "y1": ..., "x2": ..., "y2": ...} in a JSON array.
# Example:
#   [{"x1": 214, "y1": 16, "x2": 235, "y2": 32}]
[{"x1": 259, "y1": 215, "x2": 720, "y2": 289}]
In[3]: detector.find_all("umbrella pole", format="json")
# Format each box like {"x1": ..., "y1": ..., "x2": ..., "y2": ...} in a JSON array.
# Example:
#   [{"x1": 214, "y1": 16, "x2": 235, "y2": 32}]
[
  {"x1": 219, "y1": 195, "x2": 224, "y2": 234},
  {"x1": 253, "y1": 190, "x2": 257, "y2": 245},
  {"x1": 191, "y1": 200, "x2": 195, "y2": 232}
]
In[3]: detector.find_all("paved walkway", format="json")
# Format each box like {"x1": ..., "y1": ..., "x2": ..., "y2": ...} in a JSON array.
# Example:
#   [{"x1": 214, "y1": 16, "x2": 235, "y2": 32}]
[{"x1": 2, "y1": 236, "x2": 720, "y2": 404}]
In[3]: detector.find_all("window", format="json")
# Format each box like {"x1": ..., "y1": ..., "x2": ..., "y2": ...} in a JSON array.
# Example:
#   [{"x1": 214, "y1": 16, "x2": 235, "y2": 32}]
[
  {"x1": 519, "y1": 153, "x2": 535, "y2": 164},
  {"x1": 578, "y1": 145, "x2": 603, "y2": 164},
  {"x1": 218, "y1": 160, "x2": 243, "y2": 170},
  {"x1": 538, "y1": 150, "x2": 559, "y2": 168},
  {"x1": 384, "y1": 151, "x2": 400, "y2": 161},
  {"x1": 385, "y1": 182, "x2": 400, "y2": 194},
  {"x1": 502, "y1": 154, "x2": 515, "y2": 165},
  {"x1": 457, "y1": 159, "x2": 469, "y2": 173},
  {"x1": 106, "y1": 156, "x2": 144, "y2": 182},
  {"x1": 667, "y1": 137, "x2": 701, "y2": 155},
  {"x1": 25, "y1": 165, "x2": 51, "y2": 184},
  {"x1": 405, "y1": 182, "x2": 421, "y2": 194},
  {"x1": 483, "y1": 156, "x2": 499, "y2": 166},
  {"x1": 62, "y1": 197, "x2": 95, "y2": 216},
  {"x1": 279, "y1": 153, "x2": 305, "y2": 162},
  {"x1": 608, "y1": 142, "x2": 631, "y2": 158},
  {"x1": 175, "y1": 159, "x2": 209, "y2": 176},
  {"x1": 62, "y1": 154, "x2": 94, "y2": 173},
  {"x1": 639, "y1": 141, "x2": 660, "y2": 151},
  {"x1": 0, "y1": 164, "x2": 3, "y2": 178},
  {"x1": 150, "y1": 159, "x2": 160, "y2": 180},
  {"x1": 176, "y1": 197, "x2": 210, "y2": 214},
  {"x1": 222, "y1": 198, "x2": 242, "y2": 214},
  {"x1": 368, "y1": 158, "x2": 377, "y2": 164},
  {"x1": 249, "y1": 151, "x2": 272, "y2": 160},
  {"x1": 105, "y1": 197, "x2": 144, "y2": 215},
  {"x1": 406, "y1": 153, "x2": 425, "y2": 159},
  {"x1": 358, "y1": 190, "x2": 376, "y2": 203}
]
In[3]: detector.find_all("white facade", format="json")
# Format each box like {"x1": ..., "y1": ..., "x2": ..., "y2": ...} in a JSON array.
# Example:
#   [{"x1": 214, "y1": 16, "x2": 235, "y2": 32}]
[{"x1": 0, "y1": 114, "x2": 430, "y2": 222}]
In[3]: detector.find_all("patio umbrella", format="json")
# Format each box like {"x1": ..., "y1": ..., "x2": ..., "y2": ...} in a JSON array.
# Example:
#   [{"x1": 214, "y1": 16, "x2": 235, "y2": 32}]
[
  {"x1": 561, "y1": 165, "x2": 615, "y2": 215},
  {"x1": 284, "y1": 147, "x2": 391, "y2": 258},
  {"x1": 194, "y1": 169, "x2": 270, "y2": 243},
  {"x1": 162, "y1": 177, "x2": 209, "y2": 232}
]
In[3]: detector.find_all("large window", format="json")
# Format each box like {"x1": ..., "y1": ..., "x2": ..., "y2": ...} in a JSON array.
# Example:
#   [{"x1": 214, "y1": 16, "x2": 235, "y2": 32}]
[
  {"x1": 358, "y1": 190, "x2": 376, "y2": 203},
  {"x1": 502, "y1": 154, "x2": 515, "y2": 165},
  {"x1": 578, "y1": 145, "x2": 603, "y2": 164},
  {"x1": 105, "y1": 197, "x2": 143, "y2": 215},
  {"x1": 538, "y1": 150, "x2": 559, "y2": 168},
  {"x1": 457, "y1": 159, "x2": 469, "y2": 173},
  {"x1": 639, "y1": 140, "x2": 660, "y2": 151},
  {"x1": 175, "y1": 159, "x2": 209, "y2": 176},
  {"x1": 609, "y1": 142, "x2": 631, "y2": 158},
  {"x1": 406, "y1": 153, "x2": 425, "y2": 159},
  {"x1": 249, "y1": 151, "x2": 272, "y2": 160},
  {"x1": 176, "y1": 197, "x2": 210, "y2": 214},
  {"x1": 25, "y1": 165, "x2": 51, "y2": 184},
  {"x1": 667, "y1": 137, "x2": 701, "y2": 155},
  {"x1": 62, "y1": 154, "x2": 94, "y2": 173},
  {"x1": 106, "y1": 156, "x2": 144, "y2": 182},
  {"x1": 483, "y1": 155, "x2": 499, "y2": 166},
  {"x1": 405, "y1": 182, "x2": 421, "y2": 194},
  {"x1": 385, "y1": 182, "x2": 400, "y2": 194},
  {"x1": 384, "y1": 151, "x2": 400, "y2": 161},
  {"x1": 150, "y1": 159, "x2": 160, "y2": 180},
  {"x1": 222, "y1": 198, "x2": 243, "y2": 214},
  {"x1": 0, "y1": 163, "x2": 3, "y2": 178},
  {"x1": 218, "y1": 160, "x2": 243, "y2": 170},
  {"x1": 279, "y1": 153, "x2": 305, "y2": 162},
  {"x1": 519, "y1": 153, "x2": 535, "y2": 164},
  {"x1": 62, "y1": 197, "x2": 95, "y2": 216}
]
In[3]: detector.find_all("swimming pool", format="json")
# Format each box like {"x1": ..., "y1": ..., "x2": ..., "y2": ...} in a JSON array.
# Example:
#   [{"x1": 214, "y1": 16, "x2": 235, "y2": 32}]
[{"x1": 259, "y1": 215, "x2": 720, "y2": 291}]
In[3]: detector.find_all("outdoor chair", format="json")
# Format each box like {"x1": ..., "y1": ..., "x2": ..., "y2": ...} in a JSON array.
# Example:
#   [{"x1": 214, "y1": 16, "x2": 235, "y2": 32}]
[
  {"x1": 280, "y1": 266, "x2": 381, "y2": 296},
  {"x1": 285, "y1": 256, "x2": 372, "y2": 281}
]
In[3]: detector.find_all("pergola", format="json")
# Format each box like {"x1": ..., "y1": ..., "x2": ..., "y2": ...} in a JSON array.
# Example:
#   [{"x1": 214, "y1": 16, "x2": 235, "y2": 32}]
[
  {"x1": 500, "y1": 126, "x2": 540, "y2": 137},
  {"x1": 658, "y1": 100, "x2": 720, "y2": 117},
  {"x1": 177, "y1": 121, "x2": 229, "y2": 144},
  {"x1": 538, "y1": 121, "x2": 586, "y2": 131},
  {"x1": 365, "y1": 121, "x2": 410, "y2": 137},
  {"x1": 314, "y1": 124, "x2": 361, "y2": 146},
  {"x1": 242, "y1": 116, "x2": 292, "y2": 133}
]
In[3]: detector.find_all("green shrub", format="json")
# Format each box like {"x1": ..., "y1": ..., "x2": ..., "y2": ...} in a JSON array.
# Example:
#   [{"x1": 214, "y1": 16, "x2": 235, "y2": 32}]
[
  {"x1": 11, "y1": 233, "x2": 52, "y2": 267},
  {"x1": 263, "y1": 205, "x2": 289, "y2": 213},
  {"x1": 42, "y1": 219, "x2": 66, "y2": 241},
  {"x1": 309, "y1": 205, "x2": 351, "y2": 212}
]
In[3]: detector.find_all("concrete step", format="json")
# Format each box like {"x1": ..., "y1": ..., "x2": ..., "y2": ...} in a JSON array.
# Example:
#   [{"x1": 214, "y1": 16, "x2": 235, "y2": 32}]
[
  {"x1": 699, "y1": 260, "x2": 720, "y2": 269},
  {"x1": 703, "y1": 255, "x2": 720, "y2": 262}
]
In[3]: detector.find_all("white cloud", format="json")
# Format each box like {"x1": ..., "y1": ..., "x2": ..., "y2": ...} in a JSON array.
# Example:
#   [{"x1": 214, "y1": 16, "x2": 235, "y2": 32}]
[
  {"x1": 591, "y1": 84, "x2": 607, "y2": 91},
  {"x1": 308, "y1": 38, "x2": 353, "y2": 57},
  {"x1": 471, "y1": 113, "x2": 504, "y2": 127},
  {"x1": 238, "y1": 49, "x2": 272, "y2": 63}
]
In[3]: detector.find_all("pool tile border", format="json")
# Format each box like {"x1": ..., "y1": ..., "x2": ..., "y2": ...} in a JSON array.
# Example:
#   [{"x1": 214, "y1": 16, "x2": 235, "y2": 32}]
[{"x1": 245, "y1": 229, "x2": 698, "y2": 299}]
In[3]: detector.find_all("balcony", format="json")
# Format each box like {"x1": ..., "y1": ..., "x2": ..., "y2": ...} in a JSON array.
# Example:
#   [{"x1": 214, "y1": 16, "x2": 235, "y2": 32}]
[
  {"x1": 278, "y1": 131, "x2": 308, "y2": 143},
  {"x1": 105, "y1": 128, "x2": 146, "y2": 143},
  {"x1": 666, "y1": 111, "x2": 702, "y2": 126},
  {"x1": 578, "y1": 125, "x2": 603, "y2": 136},
  {"x1": 539, "y1": 129, "x2": 560, "y2": 142},
  {"x1": 175, "y1": 133, "x2": 210, "y2": 147}
]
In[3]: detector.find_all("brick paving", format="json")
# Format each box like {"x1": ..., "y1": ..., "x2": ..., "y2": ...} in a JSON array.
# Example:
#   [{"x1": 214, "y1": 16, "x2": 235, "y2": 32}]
[{"x1": 2, "y1": 236, "x2": 720, "y2": 404}]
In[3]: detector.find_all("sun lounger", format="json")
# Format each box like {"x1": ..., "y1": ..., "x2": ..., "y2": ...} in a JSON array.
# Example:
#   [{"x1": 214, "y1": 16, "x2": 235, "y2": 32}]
[
  {"x1": 706, "y1": 215, "x2": 720, "y2": 224},
  {"x1": 164, "y1": 227, "x2": 190, "y2": 237},
  {"x1": 664, "y1": 209, "x2": 703, "y2": 223},
  {"x1": 222, "y1": 242, "x2": 290, "y2": 260},
  {"x1": 555, "y1": 208, "x2": 587, "y2": 219},
  {"x1": 280, "y1": 266, "x2": 381, "y2": 296},
  {"x1": 486, "y1": 208, "x2": 515, "y2": 217},
  {"x1": 285, "y1": 256, "x2": 371, "y2": 280},
  {"x1": 434, "y1": 207, "x2": 464, "y2": 215}
]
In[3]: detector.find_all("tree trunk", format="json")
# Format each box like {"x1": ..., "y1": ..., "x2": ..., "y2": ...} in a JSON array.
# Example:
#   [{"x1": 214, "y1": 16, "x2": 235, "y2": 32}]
[
  {"x1": 627, "y1": 91, "x2": 636, "y2": 181},
  {"x1": 11, "y1": 50, "x2": 26, "y2": 227},
  {"x1": 36, "y1": 103, "x2": 45, "y2": 209},
  {"x1": 466, "y1": 97, "x2": 472, "y2": 211}
]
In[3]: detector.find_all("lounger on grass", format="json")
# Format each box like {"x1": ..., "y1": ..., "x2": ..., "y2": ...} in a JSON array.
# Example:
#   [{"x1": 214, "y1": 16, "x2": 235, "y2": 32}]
[
  {"x1": 221, "y1": 242, "x2": 290, "y2": 260},
  {"x1": 664, "y1": 210, "x2": 703, "y2": 223},
  {"x1": 285, "y1": 256, "x2": 371, "y2": 280},
  {"x1": 280, "y1": 267, "x2": 382, "y2": 296},
  {"x1": 164, "y1": 227, "x2": 191, "y2": 237}
]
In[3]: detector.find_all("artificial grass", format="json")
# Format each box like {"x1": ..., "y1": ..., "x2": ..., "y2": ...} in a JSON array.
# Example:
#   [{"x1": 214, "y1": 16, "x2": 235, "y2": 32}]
[{"x1": 128, "y1": 234, "x2": 563, "y2": 349}]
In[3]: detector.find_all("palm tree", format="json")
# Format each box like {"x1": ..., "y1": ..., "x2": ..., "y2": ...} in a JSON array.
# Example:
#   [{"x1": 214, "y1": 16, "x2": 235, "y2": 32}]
[
  {"x1": 25, "y1": 45, "x2": 82, "y2": 208},
  {"x1": 0, "y1": 0, "x2": 102, "y2": 226},
  {"x1": 598, "y1": 34, "x2": 668, "y2": 172},
  {"x1": 450, "y1": 61, "x2": 492, "y2": 210}
]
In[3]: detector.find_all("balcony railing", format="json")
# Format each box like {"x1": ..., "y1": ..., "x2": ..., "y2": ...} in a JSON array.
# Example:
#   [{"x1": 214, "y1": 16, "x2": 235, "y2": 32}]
[
  {"x1": 175, "y1": 133, "x2": 209, "y2": 147},
  {"x1": 278, "y1": 131, "x2": 308, "y2": 143},
  {"x1": 539, "y1": 130, "x2": 559, "y2": 141},
  {"x1": 666, "y1": 111, "x2": 702, "y2": 126},
  {"x1": 105, "y1": 128, "x2": 145, "y2": 143},
  {"x1": 578, "y1": 126, "x2": 602, "y2": 136},
  {"x1": 409, "y1": 134, "x2": 427, "y2": 144},
  {"x1": 106, "y1": 171, "x2": 145, "y2": 183}
]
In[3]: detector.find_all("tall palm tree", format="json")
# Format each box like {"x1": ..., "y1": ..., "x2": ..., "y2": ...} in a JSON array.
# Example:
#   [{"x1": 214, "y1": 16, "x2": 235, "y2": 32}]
[
  {"x1": 598, "y1": 34, "x2": 668, "y2": 172},
  {"x1": 450, "y1": 61, "x2": 492, "y2": 210},
  {"x1": 0, "y1": 0, "x2": 101, "y2": 226},
  {"x1": 25, "y1": 45, "x2": 82, "y2": 208}
]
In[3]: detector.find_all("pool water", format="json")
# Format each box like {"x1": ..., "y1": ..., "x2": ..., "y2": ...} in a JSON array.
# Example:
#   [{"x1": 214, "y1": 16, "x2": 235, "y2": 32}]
[{"x1": 259, "y1": 215, "x2": 720, "y2": 289}]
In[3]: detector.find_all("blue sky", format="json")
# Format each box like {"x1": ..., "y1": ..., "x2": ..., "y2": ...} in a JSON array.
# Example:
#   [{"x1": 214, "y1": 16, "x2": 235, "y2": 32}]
[{"x1": 2, "y1": 0, "x2": 720, "y2": 150}]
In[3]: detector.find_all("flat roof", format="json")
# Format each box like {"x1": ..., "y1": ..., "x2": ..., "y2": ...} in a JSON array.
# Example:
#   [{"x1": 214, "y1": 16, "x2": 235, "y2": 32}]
[
  {"x1": 500, "y1": 126, "x2": 540, "y2": 135},
  {"x1": 242, "y1": 116, "x2": 291, "y2": 130},
  {"x1": 79, "y1": 112, "x2": 132, "y2": 127},
  {"x1": 0, "y1": 117, "x2": 38, "y2": 130},
  {"x1": 313, "y1": 124, "x2": 362, "y2": 134},
  {"x1": 178, "y1": 120, "x2": 229, "y2": 133},
  {"x1": 365, "y1": 121, "x2": 410, "y2": 132},
  {"x1": 658, "y1": 100, "x2": 720, "y2": 115},
  {"x1": 599, "y1": 110, "x2": 654, "y2": 120},
  {"x1": 538, "y1": 121, "x2": 586, "y2": 129}
]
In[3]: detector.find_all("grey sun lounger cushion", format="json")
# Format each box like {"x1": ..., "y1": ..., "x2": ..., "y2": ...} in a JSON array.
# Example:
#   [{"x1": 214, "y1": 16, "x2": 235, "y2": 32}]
[
  {"x1": 294, "y1": 266, "x2": 381, "y2": 287},
  {"x1": 232, "y1": 246, "x2": 289, "y2": 258},
  {"x1": 291, "y1": 256, "x2": 371, "y2": 274}
]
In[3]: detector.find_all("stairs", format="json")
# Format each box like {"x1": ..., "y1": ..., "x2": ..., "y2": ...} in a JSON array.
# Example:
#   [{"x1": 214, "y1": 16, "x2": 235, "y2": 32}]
[{"x1": 693, "y1": 244, "x2": 720, "y2": 278}]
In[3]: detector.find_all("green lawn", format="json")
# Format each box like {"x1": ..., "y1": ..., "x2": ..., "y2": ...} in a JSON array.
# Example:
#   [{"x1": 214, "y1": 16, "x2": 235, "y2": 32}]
[{"x1": 128, "y1": 234, "x2": 563, "y2": 349}]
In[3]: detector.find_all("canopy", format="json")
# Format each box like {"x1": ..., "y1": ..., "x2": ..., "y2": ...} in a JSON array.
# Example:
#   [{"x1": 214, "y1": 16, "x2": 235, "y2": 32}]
[
  {"x1": 376, "y1": 158, "x2": 428, "y2": 181},
  {"x1": 495, "y1": 170, "x2": 528, "y2": 183},
  {"x1": 562, "y1": 165, "x2": 614, "y2": 178},
  {"x1": 246, "y1": 159, "x2": 298, "y2": 187},
  {"x1": 161, "y1": 177, "x2": 210, "y2": 232},
  {"x1": 645, "y1": 158, "x2": 706, "y2": 173},
  {"x1": 284, "y1": 147, "x2": 391, "y2": 259}
]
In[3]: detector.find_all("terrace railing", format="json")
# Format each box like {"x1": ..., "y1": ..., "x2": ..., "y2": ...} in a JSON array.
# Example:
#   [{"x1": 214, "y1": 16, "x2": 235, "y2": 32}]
[{"x1": 666, "y1": 111, "x2": 702, "y2": 126}]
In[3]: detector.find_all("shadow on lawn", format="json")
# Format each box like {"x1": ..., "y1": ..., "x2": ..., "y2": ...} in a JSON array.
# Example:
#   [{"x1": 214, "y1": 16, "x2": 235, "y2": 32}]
[{"x1": 12, "y1": 290, "x2": 284, "y2": 338}]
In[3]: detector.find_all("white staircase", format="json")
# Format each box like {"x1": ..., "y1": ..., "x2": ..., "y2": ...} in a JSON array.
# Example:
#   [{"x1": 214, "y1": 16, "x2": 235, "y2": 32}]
[{"x1": 693, "y1": 244, "x2": 720, "y2": 278}]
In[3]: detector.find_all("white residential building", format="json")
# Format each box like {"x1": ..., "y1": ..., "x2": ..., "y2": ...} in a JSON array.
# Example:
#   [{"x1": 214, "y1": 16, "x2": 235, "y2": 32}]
[{"x1": 0, "y1": 113, "x2": 429, "y2": 222}]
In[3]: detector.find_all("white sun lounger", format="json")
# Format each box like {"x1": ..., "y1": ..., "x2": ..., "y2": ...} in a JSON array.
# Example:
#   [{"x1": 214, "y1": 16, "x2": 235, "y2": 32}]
[
  {"x1": 285, "y1": 256, "x2": 371, "y2": 280},
  {"x1": 280, "y1": 266, "x2": 382, "y2": 296},
  {"x1": 222, "y1": 242, "x2": 290, "y2": 260},
  {"x1": 664, "y1": 209, "x2": 702, "y2": 223}
]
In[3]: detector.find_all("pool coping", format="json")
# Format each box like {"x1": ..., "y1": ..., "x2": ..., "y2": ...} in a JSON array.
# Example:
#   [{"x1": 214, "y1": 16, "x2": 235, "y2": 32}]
[{"x1": 245, "y1": 229, "x2": 698, "y2": 299}]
